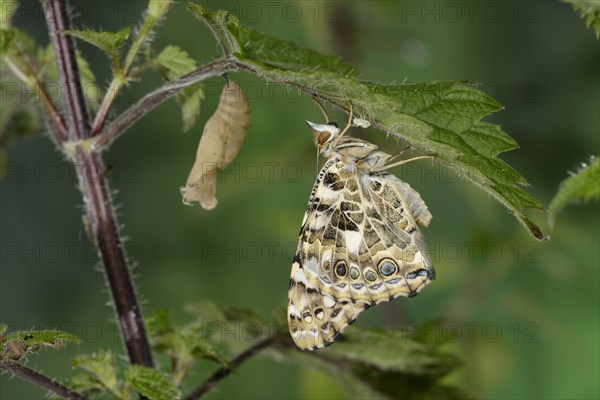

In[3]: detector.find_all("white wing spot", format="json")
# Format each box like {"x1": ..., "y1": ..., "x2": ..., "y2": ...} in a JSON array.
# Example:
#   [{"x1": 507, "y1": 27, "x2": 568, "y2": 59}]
[{"x1": 323, "y1": 295, "x2": 336, "y2": 308}]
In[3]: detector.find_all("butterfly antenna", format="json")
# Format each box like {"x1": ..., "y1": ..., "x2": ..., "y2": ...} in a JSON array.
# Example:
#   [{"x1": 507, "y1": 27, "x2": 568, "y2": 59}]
[{"x1": 331, "y1": 101, "x2": 354, "y2": 148}]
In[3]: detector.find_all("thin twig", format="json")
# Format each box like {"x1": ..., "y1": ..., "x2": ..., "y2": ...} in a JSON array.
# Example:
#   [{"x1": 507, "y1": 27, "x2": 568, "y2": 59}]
[
  {"x1": 184, "y1": 335, "x2": 276, "y2": 400},
  {"x1": 3, "y1": 52, "x2": 68, "y2": 142},
  {"x1": 42, "y1": 0, "x2": 155, "y2": 372},
  {"x1": 92, "y1": 57, "x2": 238, "y2": 150},
  {"x1": 42, "y1": 0, "x2": 90, "y2": 140},
  {"x1": 0, "y1": 361, "x2": 88, "y2": 400},
  {"x1": 91, "y1": 3, "x2": 169, "y2": 136}
]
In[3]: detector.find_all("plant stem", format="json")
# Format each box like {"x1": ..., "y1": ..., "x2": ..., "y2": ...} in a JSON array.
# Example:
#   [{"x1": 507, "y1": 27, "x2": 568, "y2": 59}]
[
  {"x1": 42, "y1": 0, "x2": 89, "y2": 140},
  {"x1": 0, "y1": 361, "x2": 88, "y2": 400},
  {"x1": 184, "y1": 335, "x2": 276, "y2": 400},
  {"x1": 42, "y1": 0, "x2": 154, "y2": 370},
  {"x1": 92, "y1": 57, "x2": 238, "y2": 150},
  {"x1": 91, "y1": 1, "x2": 170, "y2": 136},
  {"x1": 74, "y1": 147, "x2": 155, "y2": 368}
]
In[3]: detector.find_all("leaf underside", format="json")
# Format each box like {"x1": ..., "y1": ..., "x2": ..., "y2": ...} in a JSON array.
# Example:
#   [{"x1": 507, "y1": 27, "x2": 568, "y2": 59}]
[{"x1": 187, "y1": 3, "x2": 546, "y2": 240}]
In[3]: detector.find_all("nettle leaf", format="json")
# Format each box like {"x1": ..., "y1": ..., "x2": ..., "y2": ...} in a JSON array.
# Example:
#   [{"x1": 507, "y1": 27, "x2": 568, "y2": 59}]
[
  {"x1": 148, "y1": 0, "x2": 173, "y2": 19},
  {"x1": 188, "y1": 4, "x2": 546, "y2": 240},
  {"x1": 146, "y1": 308, "x2": 173, "y2": 337},
  {"x1": 548, "y1": 156, "x2": 600, "y2": 225},
  {"x1": 124, "y1": 365, "x2": 180, "y2": 400},
  {"x1": 324, "y1": 329, "x2": 457, "y2": 375},
  {"x1": 563, "y1": 0, "x2": 600, "y2": 39},
  {"x1": 1, "y1": 329, "x2": 80, "y2": 361},
  {"x1": 277, "y1": 327, "x2": 466, "y2": 399},
  {"x1": 147, "y1": 307, "x2": 230, "y2": 386},
  {"x1": 156, "y1": 45, "x2": 203, "y2": 131},
  {"x1": 186, "y1": 302, "x2": 273, "y2": 349},
  {"x1": 67, "y1": 372, "x2": 107, "y2": 396},
  {"x1": 65, "y1": 28, "x2": 131, "y2": 57},
  {"x1": 71, "y1": 350, "x2": 124, "y2": 398},
  {"x1": 156, "y1": 45, "x2": 198, "y2": 79}
]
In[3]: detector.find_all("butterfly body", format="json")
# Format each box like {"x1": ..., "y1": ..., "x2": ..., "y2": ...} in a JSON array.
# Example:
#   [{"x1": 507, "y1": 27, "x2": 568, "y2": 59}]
[{"x1": 288, "y1": 120, "x2": 435, "y2": 351}]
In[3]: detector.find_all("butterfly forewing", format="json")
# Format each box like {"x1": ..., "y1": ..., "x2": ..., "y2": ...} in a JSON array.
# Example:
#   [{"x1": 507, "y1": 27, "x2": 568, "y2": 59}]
[{"x1": 288, "y1": 146, "x2": 435, "y2": 350}]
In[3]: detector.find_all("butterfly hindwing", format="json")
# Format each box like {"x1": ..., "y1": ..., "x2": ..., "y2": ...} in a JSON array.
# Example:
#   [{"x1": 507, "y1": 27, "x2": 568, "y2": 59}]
[{"x1": 288, "y1": 157, "x2": 435, "y2": 350}]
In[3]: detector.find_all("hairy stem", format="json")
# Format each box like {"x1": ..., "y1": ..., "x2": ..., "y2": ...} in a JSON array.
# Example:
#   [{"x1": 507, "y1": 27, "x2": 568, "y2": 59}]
[
  {"x1": 42, "y1": 0, "x2": 154, "y2": 370},
  {"x1": 74, "y1": 147, "x2": 155, "y2": 368},
  {"x1": 0, "y1": 362, "x2": 88, "y2": 400},
  {"x1": 91, "y1": 2, "x2": 170, "y2": 136},
  {"x1": 42, "y1": 0, "x2": 89, "y2": 140},
  {"x1": 92, "y1": 57, "x2": 238, "y2": 150},
  {"x1": 184, "y1": 335, "x2": 276, "y2": 400}
]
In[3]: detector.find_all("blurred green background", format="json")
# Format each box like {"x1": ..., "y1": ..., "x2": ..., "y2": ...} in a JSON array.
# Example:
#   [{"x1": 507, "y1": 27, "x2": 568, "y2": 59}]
[{"x1": 1, "y1": 0, "x2": 598, "y2": 398}]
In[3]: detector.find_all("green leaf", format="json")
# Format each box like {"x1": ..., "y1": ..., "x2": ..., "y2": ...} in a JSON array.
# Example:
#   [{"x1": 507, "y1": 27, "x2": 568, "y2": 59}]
[
  {"x1": 187, "y1": 5, "x2": 241, "y2": 55},
  {"x1": 71, "y1": 350, "x2": 124, "y2": 398},
  {"x1": 155, "y1": 45, "x2": 203, "y2": 131},
  {"x1": 67, "y1": 372, "x2": 107, "y2": 396},
  {"x1": 146, "y1": 308, "x2": 173, "y2": 337},
  {"x1": 276, "y1": 326, "x2": 467, "y2": 399},
  {"x1": 148, "y1": 306, "x2": 230, "y2": 386},
  {"x1": 188, "y1": 4, "x2": 547, "y2": 240},
  {"x1": 548, "y1": 156, "x2": 600, "y2": 225},
  {"x1": 1, "y1": 329, "x2": 80, "y2": 361},
  {"x1": 148, "y1": 0, "x2": 173, "y2": 19},
  {"x1": 64, "y1": 28, "x2": 131, "y2": 57},
  {"x1": 156, "y1": 45, "x2": 197, "y2": 79},
  {"x1": 124, "y1": 365, "x2": 180, "y2": 400},
  {"x1": 0, "y1": 28, "x2": 15, "y2": 54},
  {"x1": 563, "y1": 0, "x2": 600, "y2": 39},
  {"x1": 326, "y1": 329, "x2": 458, "y2": 375}
]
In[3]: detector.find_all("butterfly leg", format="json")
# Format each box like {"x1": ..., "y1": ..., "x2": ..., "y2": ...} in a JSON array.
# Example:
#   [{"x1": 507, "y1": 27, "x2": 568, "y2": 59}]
[
  {"x1": 331, "y1": 101, "x2": 354, "y2": 148},
  {"x1": 311, "y1": 98, "x2": 331, "y2": 123},
  {"x1": 384, "y1": 146, "x2": 412, "y2": 164},
  {"x1": 373, "y1": 155, "x2": 435, "y2": 172}
]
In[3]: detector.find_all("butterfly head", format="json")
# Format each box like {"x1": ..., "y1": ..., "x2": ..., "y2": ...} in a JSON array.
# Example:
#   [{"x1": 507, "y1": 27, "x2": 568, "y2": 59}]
[{"x1": 306, "y1": 120, "x2": 340, "y2": 156}]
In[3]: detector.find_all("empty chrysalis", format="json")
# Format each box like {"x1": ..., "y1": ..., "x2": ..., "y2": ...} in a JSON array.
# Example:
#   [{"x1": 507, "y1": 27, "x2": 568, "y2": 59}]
[
  {"x1": 352, "y1": 117, "x2": 371, "y2": 128},
  {"x1": 181, "y1": 79, "x2": 251, "y2": 209}
]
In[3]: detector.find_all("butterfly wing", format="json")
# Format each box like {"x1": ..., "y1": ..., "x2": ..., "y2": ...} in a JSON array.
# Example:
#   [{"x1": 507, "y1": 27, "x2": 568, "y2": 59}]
[{"x1": 287, "y1": 159, "x2": 435, "y2": 350}]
